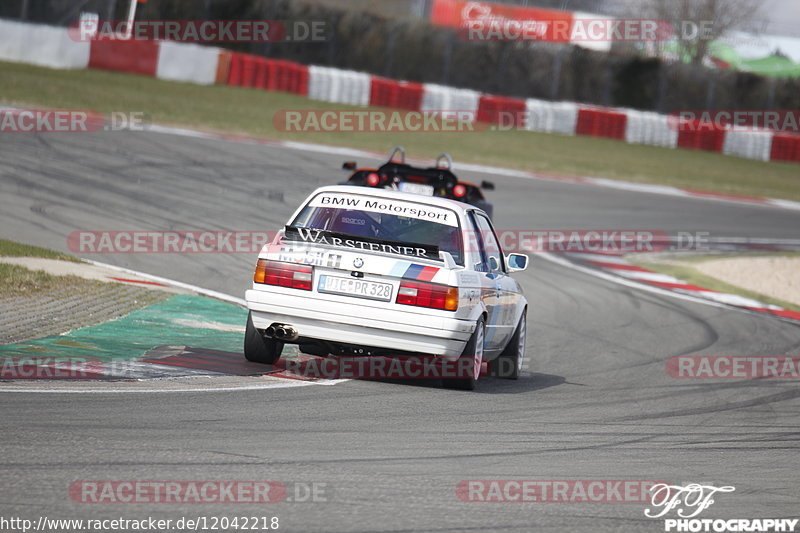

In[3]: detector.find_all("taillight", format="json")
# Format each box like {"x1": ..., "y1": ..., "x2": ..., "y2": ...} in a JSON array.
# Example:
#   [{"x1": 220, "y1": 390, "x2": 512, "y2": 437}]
[
  {"x1": 453, "y1": 184, "x2": 467, "y2": 198},
  {"x1": 254, "y1": 259, "x2": 313, "y2": 290},
  {"x1": 366, "y1": 173, "x2": 381, "y2": 186},
  {"x1": 396, "y1": 281, "x2": 458, "y2": 311}
]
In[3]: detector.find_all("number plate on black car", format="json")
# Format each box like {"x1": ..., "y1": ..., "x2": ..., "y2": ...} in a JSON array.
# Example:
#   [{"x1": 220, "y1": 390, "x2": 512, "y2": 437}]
[{"x1": 399, "y1": 182, "x2": 435, "y2": 196}]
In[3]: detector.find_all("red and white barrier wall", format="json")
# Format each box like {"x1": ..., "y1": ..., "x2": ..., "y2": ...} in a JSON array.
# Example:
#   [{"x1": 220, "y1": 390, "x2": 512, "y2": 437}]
[
  {"x1": 223, "y1": 52, "x2": 308, "y2": 94},
  {"x1": 156, "y1": 41, "x2": 219, "y2": 85},
  {"x1": 0, "y1": 19, "x2": 89, "y2": 69},
  {"x1": 421, "y1": 83, "x2": 480, "y2": 119},
  {"x1": 1, "y1": 20, "x2": 798, "y2": 165},
  {"x1": 525, "y1": 98, "x2": 579, "y2": 136},
  {"x1": 624, "y1": 110, "x2": 678, "y2": 149},
  {"x1": 308, "y1": 66, "x2": 370, "y2": 106}
]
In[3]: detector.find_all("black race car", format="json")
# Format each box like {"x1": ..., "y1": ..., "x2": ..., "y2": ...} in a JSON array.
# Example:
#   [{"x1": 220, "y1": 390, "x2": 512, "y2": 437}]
[{"x1": 340, "y1": 147, "x2": 495, "y2": 218}]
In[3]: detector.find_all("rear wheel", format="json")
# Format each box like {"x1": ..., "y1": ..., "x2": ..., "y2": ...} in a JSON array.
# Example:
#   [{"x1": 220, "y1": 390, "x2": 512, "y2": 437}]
[
  {"x1": 494, "y1": 312, "x2": 526, "y2": 380},
  {"x1": 244, "y1": 312, "x2": 283, "y2": 364},
  {"x1": 443, "y1": 317, "x2": 485, "y2": 391}
]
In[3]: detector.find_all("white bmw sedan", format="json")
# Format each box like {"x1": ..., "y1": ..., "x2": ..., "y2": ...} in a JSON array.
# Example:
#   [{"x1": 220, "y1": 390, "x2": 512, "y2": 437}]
[{"x1": 244, "y1": 186, "x2": 528, "y2": 389}]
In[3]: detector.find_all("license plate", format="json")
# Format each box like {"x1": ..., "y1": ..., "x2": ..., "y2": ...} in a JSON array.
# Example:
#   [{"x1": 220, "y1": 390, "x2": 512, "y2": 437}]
[
  {"x1": 318, "y1": 275, "x2": 393, "y2": 302},
  {"x1": 399, "y1": 182, "x2": 435, "y2": 196}
]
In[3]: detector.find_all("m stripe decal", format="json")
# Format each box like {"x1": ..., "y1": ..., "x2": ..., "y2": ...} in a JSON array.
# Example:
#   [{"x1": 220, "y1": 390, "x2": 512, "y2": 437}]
[
  {"x1": 417, "y1": 266, "x2": 439, "y2": 281},
  {"x1": 404, "y1": 264, "x2": 425, "y2": 280},
  {"x1": 389, "y1": 262, "x2": 410, "y2": 277},
  {"x1": 389, "y1": 262, "x2": 441, "y2": 281}
]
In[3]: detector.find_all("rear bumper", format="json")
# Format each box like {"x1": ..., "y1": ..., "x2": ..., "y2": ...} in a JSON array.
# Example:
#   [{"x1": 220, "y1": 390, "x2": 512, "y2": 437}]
[{"x1": 246, "y1": 288, "x2": 474, "y2": 358}]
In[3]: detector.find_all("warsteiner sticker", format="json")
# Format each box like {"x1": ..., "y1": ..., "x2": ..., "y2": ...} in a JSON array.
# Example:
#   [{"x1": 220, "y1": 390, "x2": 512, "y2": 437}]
[{"x1": 284, "y1": 226, "x2": 439, "y2": 260}]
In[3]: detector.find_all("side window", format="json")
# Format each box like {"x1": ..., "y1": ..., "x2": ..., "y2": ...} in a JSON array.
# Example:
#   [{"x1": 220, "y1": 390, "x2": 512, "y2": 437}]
[
  {"x1": 474, "y1": 214, "x2": 505, "y2": 273},
  {"x1": 467, "y1": 213, "x2": 488, "y2": 272}
]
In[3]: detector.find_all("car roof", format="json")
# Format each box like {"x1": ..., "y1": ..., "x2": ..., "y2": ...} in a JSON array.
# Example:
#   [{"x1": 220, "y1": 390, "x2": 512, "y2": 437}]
[{"x1": 310, "y1": 185, "x2": 481, "y2": 215}]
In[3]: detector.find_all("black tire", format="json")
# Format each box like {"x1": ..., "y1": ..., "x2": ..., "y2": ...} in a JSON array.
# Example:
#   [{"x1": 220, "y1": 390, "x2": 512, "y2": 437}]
[
  {"x1": 443, "y1": 317, "x2": 485, "y2": 391},
  {"x1": 244, "y1": 312, "x2": 283, "y2": 364},
  {"x1": 493, "y1": 312, "x2": 526, "y2": 380}
]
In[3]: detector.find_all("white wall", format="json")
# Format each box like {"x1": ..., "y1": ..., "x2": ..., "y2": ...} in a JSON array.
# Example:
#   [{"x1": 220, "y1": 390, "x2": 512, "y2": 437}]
[
  {"x1": 156, "y1": 41, "x2": 220, "y2": 85},
  {"x1": 0, "y1": 19, "x2": 89, "y2": 69}
]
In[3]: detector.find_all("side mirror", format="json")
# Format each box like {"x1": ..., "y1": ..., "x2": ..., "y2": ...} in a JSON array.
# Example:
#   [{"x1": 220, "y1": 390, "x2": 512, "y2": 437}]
[
  {"x1": 342, "y1": 161, "x2": 357, "y2": 171},
  {"x1": 480, "y1": 180, "x2": 495, "y2": 191},
  {"x1": 507, "y1": 253, "x2": 528, "y2": 272}
]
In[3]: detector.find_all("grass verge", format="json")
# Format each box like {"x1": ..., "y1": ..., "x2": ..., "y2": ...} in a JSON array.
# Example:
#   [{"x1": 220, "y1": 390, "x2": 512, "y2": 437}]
[
  {"x1": 0, "y1": 263, "x2": 97, "y2": 298},
  {"x1": 0, "y1": 239, "x2": 80, "y2": 262},
  {"x1": 1, "y1": 60, "x2": 800, "y2": 201},
  {"x1": 0, "y1": 239, "x2": 86, "y2": 297},
  {"x1": 628, "y1": 255, "x2": 800, "y2": 313}
]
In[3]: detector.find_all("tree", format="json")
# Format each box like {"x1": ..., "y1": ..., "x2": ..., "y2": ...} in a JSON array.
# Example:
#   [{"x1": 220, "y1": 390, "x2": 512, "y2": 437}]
[{"x1": 641, "y1": 0, "x2": 762, "y2": 65}]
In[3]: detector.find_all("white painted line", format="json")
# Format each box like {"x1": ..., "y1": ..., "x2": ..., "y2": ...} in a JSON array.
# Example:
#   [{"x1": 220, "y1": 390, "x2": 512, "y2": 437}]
[
  {"x1": 453, "y1": 162, "x2": 540, "y2": 180},
  {"x1": 0, "y1": 379, "x2": 348, "y2": 394},
  {"x1": 692, "y1": 291, "x2": 781, "y2": 309},
  {"x1": 589, "y1": 178, "x2": 687, "y2": 197},
  {"x1": 767, "y1": 199, "x2": 800, "y2": 211},
  {"x1": 706, "y1": 237, "x2": 800, "y2": 246},
  {"x1": 280, "y1": 141, "x2": 375, "y2": 158},
  {"x1": 611, "y1": 270, "x2": 684, "y2": 283},
  {"x1": 82, "y1": 259, "x2": 246, "y2": 307},
  {"x1": 567, "y1": 253, "x2": 629, "y2": 264},
  {"x1": 147, "y1": 124, "x2": 218, "y2": 140}
]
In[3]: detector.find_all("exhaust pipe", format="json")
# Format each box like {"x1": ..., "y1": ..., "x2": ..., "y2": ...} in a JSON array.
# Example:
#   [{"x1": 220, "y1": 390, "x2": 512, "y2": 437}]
[
  {"x1": 278, "y1": 326, "x2": 299, "y2": 342},
  {"x1": 267, "y1": 323, "x2": 299, "y2": 341}
]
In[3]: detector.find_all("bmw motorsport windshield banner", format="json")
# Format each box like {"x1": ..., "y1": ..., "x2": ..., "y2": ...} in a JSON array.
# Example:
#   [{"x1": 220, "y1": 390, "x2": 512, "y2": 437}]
[{"x1": 307, "y1": 192, "x2": 459, "y2": 227}]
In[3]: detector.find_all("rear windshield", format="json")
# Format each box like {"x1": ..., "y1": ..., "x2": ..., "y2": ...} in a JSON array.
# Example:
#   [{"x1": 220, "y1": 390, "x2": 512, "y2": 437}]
[{"x1": 290, "y1": 192, "x2": 464, "y2": 265}]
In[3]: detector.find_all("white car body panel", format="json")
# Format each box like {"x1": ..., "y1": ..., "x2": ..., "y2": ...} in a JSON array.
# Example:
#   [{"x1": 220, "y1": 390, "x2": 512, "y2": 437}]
[{"x1": 245, "y1": 186, "x2": 527, "y2": 359}]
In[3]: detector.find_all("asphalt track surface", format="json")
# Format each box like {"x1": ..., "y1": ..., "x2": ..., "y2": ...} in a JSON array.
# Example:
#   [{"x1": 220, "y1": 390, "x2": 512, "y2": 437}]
[{"x1": 1, "y1": 130, "x2": 799, "y2": 532}]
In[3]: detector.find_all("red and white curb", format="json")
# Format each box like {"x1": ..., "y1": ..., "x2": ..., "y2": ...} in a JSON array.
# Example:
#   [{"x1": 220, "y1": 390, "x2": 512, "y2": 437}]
[
  {"x1": 0, "y1": 259, "x2": 349, "y2": 392},
  {"x1": 553, "y1": 251, "x2": 800, "y2": 323}
]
